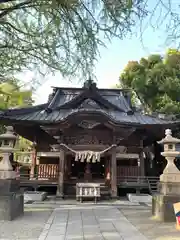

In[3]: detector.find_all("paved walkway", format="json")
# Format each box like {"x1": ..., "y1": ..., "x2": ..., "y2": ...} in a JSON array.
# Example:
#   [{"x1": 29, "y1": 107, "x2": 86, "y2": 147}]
[
  {"x1": 0, "y1": 202, "x2": 179, "y2": 239},
  {"x1": 38, "y1": 206, "x2": 148, "y2": 240},
  {"x1": 0, "y1": 207, "x2": 52, "y2": 239}
]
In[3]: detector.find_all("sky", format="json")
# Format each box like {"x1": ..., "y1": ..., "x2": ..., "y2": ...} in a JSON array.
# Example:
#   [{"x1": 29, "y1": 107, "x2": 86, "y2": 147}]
[{"x1": 27, "y1": 1, "x2": 179, "y2": 105}]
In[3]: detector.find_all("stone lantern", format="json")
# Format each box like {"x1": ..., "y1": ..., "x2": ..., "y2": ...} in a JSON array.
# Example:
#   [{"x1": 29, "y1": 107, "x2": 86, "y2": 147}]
[
  {"x1": 158, "y1": 129, "x2": 180, "y2": 183},
  {"x1": 152, "y1": 129, "x2": 180, "y2": 222},
  {"x1": 0, "y1": 126, "x2": 17, "y2": 179},
  {"x1": 0, "y1": 126, "x2": 24, "y2": 221}
]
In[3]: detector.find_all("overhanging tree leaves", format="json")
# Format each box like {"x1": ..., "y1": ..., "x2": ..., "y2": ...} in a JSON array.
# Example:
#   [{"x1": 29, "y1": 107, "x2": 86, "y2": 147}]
[
  {"x1": 0, "y1": 79, "x2": 33, "y2": 109},
  {"x1": 0, "y1": 0, "x2": 146, "y2": 81},
  {"x1": 0, "y1": 78, "x2": 33, "y2": 134},
  {"x1": 119, "y1": 49, "x2": 180, "y2": 115}
]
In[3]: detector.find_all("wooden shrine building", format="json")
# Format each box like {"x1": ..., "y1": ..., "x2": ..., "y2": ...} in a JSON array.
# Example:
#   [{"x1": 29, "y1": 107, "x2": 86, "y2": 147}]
[{"x1": 0, "y1": 80, "x2": 175, "y2": 198}]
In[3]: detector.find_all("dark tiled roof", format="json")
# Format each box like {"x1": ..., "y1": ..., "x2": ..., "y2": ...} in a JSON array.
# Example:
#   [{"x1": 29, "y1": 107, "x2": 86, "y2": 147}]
[
  {"x1": 46, "y1": 88, "x2": 132, "y2": 112},
  {"x1": 99, "y1": 90, "x2": 132, "y2": 113},
  {"x1": 0, "y1": 108, "x2": 172, "y2": 125},
  {"x1": 0, "y1": 85, "x2": 174, "y2": 126},
  {"x1": 48, "y1": 89, "x2": 82, "y2": 109}
]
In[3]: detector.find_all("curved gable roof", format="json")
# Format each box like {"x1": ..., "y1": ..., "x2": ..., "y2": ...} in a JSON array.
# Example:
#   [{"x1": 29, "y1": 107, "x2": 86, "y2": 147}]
[
  {"x1": 0, "y1": 108, "x2": 174, "y2": 126},
  {"x1": 0, "y1": 82, "x2": 175, "y2": 127},
  {"x1": 45, "y1": 87, "x2": 132, "y2": 113}
]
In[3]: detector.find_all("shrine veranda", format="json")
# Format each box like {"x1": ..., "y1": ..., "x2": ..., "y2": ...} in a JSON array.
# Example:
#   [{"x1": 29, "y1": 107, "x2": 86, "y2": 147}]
[{"x1": 0, "y1": 80, "x2": 177, "y2": 198}]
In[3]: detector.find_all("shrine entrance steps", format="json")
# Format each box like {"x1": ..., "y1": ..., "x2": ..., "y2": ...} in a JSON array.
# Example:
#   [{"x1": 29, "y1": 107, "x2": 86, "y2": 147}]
[
  {"x1": 147, "y1": 176, "x2": 160, "y2": 195},
  {"x1": 63, "y1": 182, "x2": 111, "y2": 200}
]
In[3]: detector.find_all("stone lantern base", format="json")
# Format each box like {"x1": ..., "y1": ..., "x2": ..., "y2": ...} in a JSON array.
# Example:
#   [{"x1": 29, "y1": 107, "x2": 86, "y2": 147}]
[
  {"x1": 152, "y1": 181, "x2": 180, "y2": 222},
  {"x1": 0, "y1": 179, "x2": 24, "y2": 220}
]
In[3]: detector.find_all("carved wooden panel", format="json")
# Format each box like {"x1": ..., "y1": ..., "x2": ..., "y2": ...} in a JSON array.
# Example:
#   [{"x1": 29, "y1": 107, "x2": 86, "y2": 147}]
[
  {"x1": 61, "y1": 129, "x2": 113, "y2": 145},
  {"x1": 78, "y1": 120, "x2": 100, "y2": 129},
  {"x1": 56, "y1": 125, "x2": 139, "y2": 146},
  {"x1": 63, "y1": 134, "x2": 109, "y2": 145},
  {"x1": 58, "y1": 132, "x2": 138, "y2": 146}
]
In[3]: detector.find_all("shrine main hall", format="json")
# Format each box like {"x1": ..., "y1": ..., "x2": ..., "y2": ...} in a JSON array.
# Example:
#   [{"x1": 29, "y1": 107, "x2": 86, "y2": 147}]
[{"x1": 0, "y1": 80, "x2": 176, "y2": 198}]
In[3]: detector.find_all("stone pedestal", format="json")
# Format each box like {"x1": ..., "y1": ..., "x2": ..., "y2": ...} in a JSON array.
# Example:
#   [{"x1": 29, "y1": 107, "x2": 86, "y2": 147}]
[
  {"x1": 0, "y1": 179, "x2": 24, "y2": 220},
  {"x1": 152, "y1": 182, "x2": 180, "y2": 222}
]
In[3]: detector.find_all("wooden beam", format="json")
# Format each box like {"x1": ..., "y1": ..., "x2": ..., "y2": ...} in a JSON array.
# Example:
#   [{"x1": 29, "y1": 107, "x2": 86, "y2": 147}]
[
  {"x1": 37, "y1": 152, "x2": 60, "y2": 157},
  {"x1": 116, "y1": 153, "x2": 139, "y2": 159}
]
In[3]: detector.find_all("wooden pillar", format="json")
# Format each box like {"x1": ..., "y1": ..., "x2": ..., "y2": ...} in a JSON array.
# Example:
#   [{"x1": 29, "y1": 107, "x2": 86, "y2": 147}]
[
  {"x1": 30, "y1": 145, "x2": 37, "y2": 179},
  {"x1": 139, "y1": 140, "x2": 145, "y2": 177},
  {"x1": 139, "y1": 151, "x2": 145, "y2": 176},
  {"x1": 111, "y1": 146, "x2": 117, "y2": 198},
  {"x1": 56, "y1": 149, "x2": 65, "y2": 198}
]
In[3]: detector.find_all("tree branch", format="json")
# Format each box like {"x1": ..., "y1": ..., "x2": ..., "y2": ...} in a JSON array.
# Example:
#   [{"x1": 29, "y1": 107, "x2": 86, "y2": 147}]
[
  {"x1": 0, "y1": 0, "x2": 32, "y2": 19},
  {"x1": 0, "y1": 0, "x2": 16, "y2": 3},
  {"x1": 0, "y1": 21, "x2": 37, "y2": 37}
]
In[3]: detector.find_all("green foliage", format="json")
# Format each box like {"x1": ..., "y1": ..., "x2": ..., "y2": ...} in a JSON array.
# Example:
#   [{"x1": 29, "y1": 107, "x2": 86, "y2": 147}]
[
  {"x1": 0, "y1": 79, "x2": 33, "y2": 136},
  {"x1": 119, "y1": 49, "x2": 180, "y2": 114},
  {"x1": 14, "y1": 136, "x2": 32, "y2": 163},
  {"x1": 0, "y1": 80, "x2": 33, "y2": 109},
  {"x1": 0, "y1": 79, "x2": 33, "y2": 152},
  {"x1": 0, "y1": 0, "x2": 146, "y2": 80},
  {"x1": 15, "y1": 136, "x2": 32, "y2": 152},
  {"x1": 113, "y1": 81, "x2": 140, "y2": 107}
]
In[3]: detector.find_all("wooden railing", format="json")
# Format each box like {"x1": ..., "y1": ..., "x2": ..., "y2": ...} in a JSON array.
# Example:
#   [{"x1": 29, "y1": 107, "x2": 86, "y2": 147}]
[
  {"x1": 17, "y1": 164, "x2": 59, "y2": 180},
  {"x1": 117, "y1": 176, "x2": 160, "y2": 194},
  {"x1": 18, "y1": 171, "x2": 159, "y2": 195},
  {"x1": 38, "y1": 164, "x2": 59, "y2": 180},
  {"x1": 117, "y1": 166, "x2": 139, "y2": 178}
]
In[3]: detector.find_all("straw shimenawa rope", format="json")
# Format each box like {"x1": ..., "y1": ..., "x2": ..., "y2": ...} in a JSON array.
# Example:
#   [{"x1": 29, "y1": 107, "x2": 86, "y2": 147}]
[{"x1": 60, "y1": 144, "x2": 116, "y2": 162}]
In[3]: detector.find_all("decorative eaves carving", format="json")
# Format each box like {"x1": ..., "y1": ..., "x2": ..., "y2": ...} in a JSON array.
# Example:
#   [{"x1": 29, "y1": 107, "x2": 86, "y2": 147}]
[{"x1": 78, "y1": 120, "x2": 100, "y2": 129}]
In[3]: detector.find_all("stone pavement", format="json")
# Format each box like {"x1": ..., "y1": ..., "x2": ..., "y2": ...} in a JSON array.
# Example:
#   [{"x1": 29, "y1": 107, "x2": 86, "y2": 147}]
[
  {"x1": 38, "y1": 205, "x2": 148, "y2": 240},
  {"x1": 0, "y1": 207, "x2": 53, "y2": 239},
  {"x1": 121, "y1": 207, "x2": 180, "y2": 240},
  {"x1": 0, "y1": 201, "x2": 180, "y2": 240}
]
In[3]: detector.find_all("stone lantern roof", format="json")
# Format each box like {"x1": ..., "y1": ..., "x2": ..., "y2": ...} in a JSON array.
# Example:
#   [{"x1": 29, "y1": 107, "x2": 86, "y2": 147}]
[
  {"x1": 0, "y1": 126, "x2": 17, "y2": 140},
  {"x1": 157, "y1": 129, "x2": 180, "y2": 144}
]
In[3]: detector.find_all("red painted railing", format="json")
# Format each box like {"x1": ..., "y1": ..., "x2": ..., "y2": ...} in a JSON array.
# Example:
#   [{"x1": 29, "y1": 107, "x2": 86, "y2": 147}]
[{"x1": 38, "y1": 164, "x2": 59, "y2": 180}]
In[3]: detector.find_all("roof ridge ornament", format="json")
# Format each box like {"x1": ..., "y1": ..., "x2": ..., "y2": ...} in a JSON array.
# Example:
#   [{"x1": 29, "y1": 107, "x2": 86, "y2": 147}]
[{"x1": 83, "y1": 79, "x2": 97, "y2": 89}]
